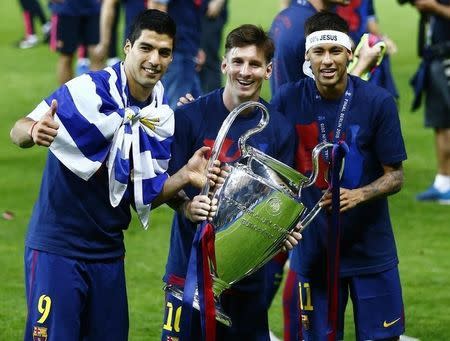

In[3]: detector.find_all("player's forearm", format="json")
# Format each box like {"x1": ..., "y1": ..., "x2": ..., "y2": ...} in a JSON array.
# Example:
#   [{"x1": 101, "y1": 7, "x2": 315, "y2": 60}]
[
  {"x1": 165, "y1": 190, "x2": 190, "y2": 212},
  {"x1": 367, "y1": 19, "x2": 381, "y2": 36},
  {"x1": 349, "y1": 62, "x2": 368, "y2": 78},
  {"x1": 10, "y1": 117, "x2": 35, "y2": 148},
  {"x1": 349, "y1": 44, "x2": 380, "y2": 77},
  {"x1": 357, "y1": 163, "x2": 404, "y2": 203},
  {"x1": 152, "y1": 166, "x2": 191, "y2": 208}
]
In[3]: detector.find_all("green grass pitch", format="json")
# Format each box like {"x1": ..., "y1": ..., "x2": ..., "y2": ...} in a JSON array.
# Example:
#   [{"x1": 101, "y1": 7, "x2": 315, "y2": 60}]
[{"x1": 0, "y1": 0, "x2": 449, "y2": 339}]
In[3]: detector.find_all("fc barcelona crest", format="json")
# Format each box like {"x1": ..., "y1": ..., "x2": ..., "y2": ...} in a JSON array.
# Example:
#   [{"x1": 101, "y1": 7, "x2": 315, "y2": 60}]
[
  {"x1": 301, "y1": 314, "x2": 310, "y2": 331},
  {"x1": 33, "y1": 326, "x2": 48, "y2": 341}
]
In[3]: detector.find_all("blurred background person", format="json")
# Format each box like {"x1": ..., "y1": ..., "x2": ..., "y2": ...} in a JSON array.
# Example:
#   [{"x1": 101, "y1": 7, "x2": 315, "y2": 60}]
[
  {"x1": 16, "y1": 0, "x2": 50, "y2": 49},
  {"x1": 149, "y1": 0, "x2": 208, "y2": 108},
  {"x1": 198, "y1": 0, "x2": 228, "y2": 93},
  {"x1": 410, "y1": 0, "x2": 450, "y2": 203},
  {"x1": 93, "y1": 0, "x2": 148, "y2": 67},
  {"x1": 337, "y1": 0, "x2": 399, "y2": 98},
  {"x1": 48, "y1": 0, "x2": 103, "y2": 84}
]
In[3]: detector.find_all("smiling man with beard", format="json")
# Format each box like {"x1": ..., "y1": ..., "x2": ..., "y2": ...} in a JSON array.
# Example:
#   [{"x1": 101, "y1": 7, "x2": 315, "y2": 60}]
[
  {"x1": 272, "y1": 11, "x2": 407, "y2": 341},
  {"x1": 160, "y1": 24, "x2": 300, "y2": 340}
]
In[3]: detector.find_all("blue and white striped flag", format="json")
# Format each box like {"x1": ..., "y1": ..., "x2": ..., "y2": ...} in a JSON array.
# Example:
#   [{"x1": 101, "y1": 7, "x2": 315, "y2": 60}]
[{"x1": 27, "y1": 62, "x2": 174, "y2": 228}]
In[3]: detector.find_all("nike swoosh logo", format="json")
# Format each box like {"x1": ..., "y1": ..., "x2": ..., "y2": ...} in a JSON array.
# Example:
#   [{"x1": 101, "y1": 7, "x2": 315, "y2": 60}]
[{"x1": 383, "y1": 318, "x2": 401, "y2": 328}]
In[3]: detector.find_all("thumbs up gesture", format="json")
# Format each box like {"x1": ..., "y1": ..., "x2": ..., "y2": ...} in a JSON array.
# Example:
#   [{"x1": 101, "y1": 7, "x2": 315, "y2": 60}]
[{"x1": 30, "y1": 99, "x2": 60, "y2": 147}]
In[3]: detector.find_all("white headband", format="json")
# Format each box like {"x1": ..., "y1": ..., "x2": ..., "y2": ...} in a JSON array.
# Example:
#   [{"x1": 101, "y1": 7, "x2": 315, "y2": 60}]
[{"x1": 305, "y1": 30, "x2": 353, "y2": 52}]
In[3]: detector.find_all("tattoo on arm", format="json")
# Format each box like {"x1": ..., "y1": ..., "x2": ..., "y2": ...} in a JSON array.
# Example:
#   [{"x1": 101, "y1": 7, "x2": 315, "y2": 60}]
[{"x1": 359, "y1": 163, "x2": 404, "y2": 202}]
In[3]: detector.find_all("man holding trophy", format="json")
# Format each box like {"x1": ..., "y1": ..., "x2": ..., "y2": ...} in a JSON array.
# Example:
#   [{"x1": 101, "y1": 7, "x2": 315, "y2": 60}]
[
  {"x1": 272, "y1": 11, "x2": 407, "y2": 341},
  {"x1": 161, "y1": 24, "x2": 300, "y2": 340}
]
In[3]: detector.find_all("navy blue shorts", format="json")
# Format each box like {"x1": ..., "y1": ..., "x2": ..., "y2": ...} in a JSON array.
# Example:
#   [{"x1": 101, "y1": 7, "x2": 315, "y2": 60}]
[
  {"x1": 265, "y1": 251, "x2": 289, "y2": 306},
  {"x1": 291, "y1": 267, "x2": 405, "y2": 341},
  {"x1": 283, "y1": 269, "x2": 301, "y2": 341},
  {"x1": 52, "y1": 13, "x2": 99, "y2": 54},
  {"x1": 24, "y1": 247, "x2": 128, "y2": 341},
  {"x1": 161, "y1": 269, "x2": 270, "y2": 340}
]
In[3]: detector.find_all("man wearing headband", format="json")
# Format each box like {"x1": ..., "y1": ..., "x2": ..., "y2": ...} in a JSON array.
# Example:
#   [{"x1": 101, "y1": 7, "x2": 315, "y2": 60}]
[
  {"x1": 266, "y1": 3, "x2": 382, "y2": 327},
  {"x1": 272, "y1": 11, "x2": 407, "y2": 340}
]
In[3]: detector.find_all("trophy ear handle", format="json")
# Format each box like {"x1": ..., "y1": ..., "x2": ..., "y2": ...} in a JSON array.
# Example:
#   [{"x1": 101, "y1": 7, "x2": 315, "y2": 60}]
[
  {"x1": 301, "y1": 142, "x2": 334, "y2": 191},
  {"x1": 298, "y1": 188, "x2": 329, "y2": 230},
  {"x1": 201, "y1": 101, "x2": 269, "y2": 196},
  {"x1": 297, "y1": 142, "x2": 346, "y2": 230},
  {"x1": 237, "y1": 103, "x2": 269, "y2": 157}
]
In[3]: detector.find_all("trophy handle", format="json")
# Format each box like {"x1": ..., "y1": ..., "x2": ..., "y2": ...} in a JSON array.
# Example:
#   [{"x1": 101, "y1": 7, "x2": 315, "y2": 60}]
[
  {"x1": 201, "y1": 101, "x2": 269, "y2": 196},
  {"x1": 298, "y1": 193, "x2": 328, "y2": 231},
  {"x1": 297, "y1": 142, "x2": 345, "y2": 230},
  {"x1": 299, "y1": 142, "x2": 334, "y2": 192},
  {"x1": 237, "y1": 103, "x2": 269, "y2": 157}
]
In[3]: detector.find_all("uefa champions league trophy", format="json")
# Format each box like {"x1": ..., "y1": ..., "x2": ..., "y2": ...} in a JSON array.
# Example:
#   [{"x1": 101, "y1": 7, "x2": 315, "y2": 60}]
[{"x1": 166, "y1": 101, "x2": 335, "y2": 326}]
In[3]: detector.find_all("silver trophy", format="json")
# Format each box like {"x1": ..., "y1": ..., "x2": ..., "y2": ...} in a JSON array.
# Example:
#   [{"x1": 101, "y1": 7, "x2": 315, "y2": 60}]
[{"x1": 166, "y1": 101, "x2": 335, "y2": 326}]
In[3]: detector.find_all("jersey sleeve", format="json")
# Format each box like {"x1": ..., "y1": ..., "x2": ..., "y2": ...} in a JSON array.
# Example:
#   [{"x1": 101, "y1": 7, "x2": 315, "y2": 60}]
[
  {"x1": 373, "y1": 95, "x2": 407, "y2": 165},
  {"x1": 167, "y1": 106, "x2": 195, "y2": 175}
]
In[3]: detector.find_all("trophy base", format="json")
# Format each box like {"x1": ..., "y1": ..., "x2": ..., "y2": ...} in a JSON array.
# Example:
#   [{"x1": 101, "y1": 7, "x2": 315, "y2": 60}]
[{"x1": 164, "y1": 284, "x2": 232, "y2": 327}]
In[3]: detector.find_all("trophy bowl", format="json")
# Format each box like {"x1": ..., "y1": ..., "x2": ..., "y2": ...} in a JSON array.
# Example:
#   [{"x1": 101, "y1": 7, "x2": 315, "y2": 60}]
[{"x1": 166, "y1": 101, "x2": 334, "y2": 327}]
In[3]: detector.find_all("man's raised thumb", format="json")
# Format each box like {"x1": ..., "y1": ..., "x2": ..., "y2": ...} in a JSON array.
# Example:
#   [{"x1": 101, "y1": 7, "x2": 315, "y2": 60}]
[{"x1": 48, "y1": 99, "x2": 58, "y2": 118}]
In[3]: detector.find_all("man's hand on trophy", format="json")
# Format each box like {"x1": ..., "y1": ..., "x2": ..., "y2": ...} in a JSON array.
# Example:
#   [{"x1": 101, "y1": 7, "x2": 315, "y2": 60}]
[
  {"x1": 320, "y1": 187, "x2": 363, "y2": 212},
  {"x1": 185, "y1": 146, "x2": 223, "y2": 189},
  {"x1": 211, "y1": 163, "x2": 230, "y2": 190},
  {"x1": 282, "y1": 224, "x2": 303, "y2": 251},
  {"x1": 184, "y1": 195, "x2": 218, "y2": 223}
]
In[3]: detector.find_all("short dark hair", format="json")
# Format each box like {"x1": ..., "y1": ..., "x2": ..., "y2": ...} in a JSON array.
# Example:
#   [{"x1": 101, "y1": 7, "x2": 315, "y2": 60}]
[
  {"x1": 224, "y1": 24, "x2": 275, "y2": 64},
  {"x1": 127, "y1": 9, "x2": 176, "y2": 46},
  {"x1": 304, "y1": 11, "x2": 349, "y2": 36}
]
